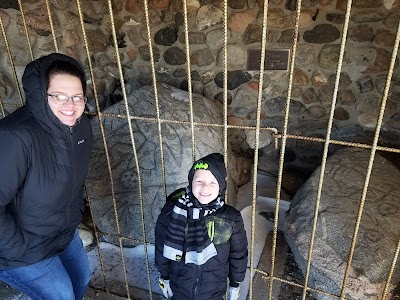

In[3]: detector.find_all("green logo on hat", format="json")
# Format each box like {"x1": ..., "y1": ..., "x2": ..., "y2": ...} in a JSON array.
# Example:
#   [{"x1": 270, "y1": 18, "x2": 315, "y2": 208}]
[{"x1": 194, "y1": 162, "x2": 208, "y2": 170}]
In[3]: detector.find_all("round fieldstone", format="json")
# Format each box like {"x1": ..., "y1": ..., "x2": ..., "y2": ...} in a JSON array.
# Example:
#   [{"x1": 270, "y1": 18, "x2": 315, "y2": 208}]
[
  {"x1": 348, "y1": 24, "x2": 374, "y2": 43},
  {"x1": 292, "y1": 86, "x2": 303, "y2": 98},
  {"x1": 318, "y1": 44, "x2": 340, "y2": 68},
  {"x1": 365, "y1": 48, "x2": 394, "y2": 74},
  {"x1": 303, "y1": 24, "x2": 340, "y2": 43},
  {"x1": 164, "y1": 47, "x2": 186, "y2": 65},
  {"x1": 334, "y1": 107, "x2": 350, "y2": 120},
  {"x1": 290, "y1": 100, "x2": 307, "y2": 115},
  {"x1": 357, "y1": 113, "x2": 377, "y2": 128},
  {"x1": 173, "y1": 68, "x2": 187, "y2": 77},
  {"x1": 191, "y1": 71, "x2": 201, "y2": 81},
  {"x1": 154, "y1": 25, "x2": 178, "y2": 46},
  {"x1": 228, "y1": 12, "x2": 256, "y2": 33},
  {"x1": 356, "y1": 94, "x2": 380, "y2": 114},
  {"x1": 302, "y1": 87, "x2": 318, "y2": 104},
  {"x1": 386, "y1": 112, "x2": 400, "y2": 129},
  {"x1": 268, "y1": 8, "x2": 286, "y2": 28},
  {"x1": 179, "y1": 31, "x2": 206, "y2": 44},
  {"x1": 306, "y1": 105, "x2": 326, "y2": 118},
  {"x1": 311, "y1": 70, "x2": 327, "y2": 86},
  {"x1": 293, "y1": 68, "x2": 309, "y2": 86},
  {"x1": 175, "y1": 11, "x2": 184, "y2": 26},
  {"x1": 354, "y1": 0, "x2": 383, "y2": 8},
  {"x1": 265, "y1": 96, "x2": 285, "y2": 114},
  {"x1": 206, "y1": 28, "x2": 224, "y2": 50},
  {"x1": 375, "y1": 29, "x2": 396, "y2": 47},
  {"x1": 326, "y1": 13, "x2": 345, "y2": 24},
  {"x1": 215, "y1": 91, "x2": 233, "y2": 105},
  {"x1": 195, "y1": 4, "x2": 224, "y2": 30},
  {"x1": 190, "y1": 47, "x2": 215, "y2": 66},
  {"x1": 244, "y1": 24, "x2": 263, "y2": 44},
  {"x1": 383, "y1": 11, "x2": 400, "y2": 28},
  {"x1": 327, "y1": 72, "x2": 352, "y2": 88},
  {"x1": 285, "y1": 0, "x2": 297, "y2": 11},
  {"x1": 278, "y1": 29, "x2": 295, "y2": 44},
  {"x1": 138, "y1": 45, "x2": 160, "y2": 62},
  {"x1": 295, "y1": 44, "x2": 316, "y2": 66},
  {"x1": 357, "y1": 75, "x2": 374, "y2": 93},
  {"x1": 351, "y1": 11, "x2": 383, "y2": 23},
  {"x1": 217, "y1": 45, "x2": 247, "y2": 69},
  {"x1": 214, "y1": 70, "x2": 252, "y2": 90},
  {"x1": 318, "y1": 84, "x2": 335, "y2": 105},
  {"x1": 338, "y1": 89, "x2": 356, "y2": 105},
  {"x1": 302, "y1": 0, "x2": 319, "y2": 7},
  {"x1": 228, "y1": 0, "x2": 246, "y2": 8}
]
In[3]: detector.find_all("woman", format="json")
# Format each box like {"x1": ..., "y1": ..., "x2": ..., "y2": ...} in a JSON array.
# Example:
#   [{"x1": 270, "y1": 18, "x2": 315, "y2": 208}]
[{"x1": 0, "y1": 53, "x2": 93, "y2": 300}]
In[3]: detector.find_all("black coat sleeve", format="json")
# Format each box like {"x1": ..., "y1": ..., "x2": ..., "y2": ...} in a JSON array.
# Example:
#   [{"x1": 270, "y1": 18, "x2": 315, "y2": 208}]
[
  {"x1": 154, "y1": 202, "x2": 174, "y2": 280},
  {"x1": 228, "y1": 209, "x2": 248, "y2": 284},
  {"x1": 0, "y1": 131, "x2": 29, "y2": 260}
]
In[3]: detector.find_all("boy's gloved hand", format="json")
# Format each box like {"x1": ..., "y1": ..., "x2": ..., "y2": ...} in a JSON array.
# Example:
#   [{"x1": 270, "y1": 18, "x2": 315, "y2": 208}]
[
  {"x1": 228, "y1": 286, "x2": 240, "y2": 300},
  {"x1": 159, "y1": 277, "x2": 173, "y2": 298}
]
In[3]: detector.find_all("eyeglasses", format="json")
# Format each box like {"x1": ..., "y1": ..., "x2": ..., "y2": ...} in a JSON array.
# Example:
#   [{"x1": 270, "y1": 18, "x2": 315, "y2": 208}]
[{"x1": 47, "y1": 93, "x2": 87, "y2": 106}]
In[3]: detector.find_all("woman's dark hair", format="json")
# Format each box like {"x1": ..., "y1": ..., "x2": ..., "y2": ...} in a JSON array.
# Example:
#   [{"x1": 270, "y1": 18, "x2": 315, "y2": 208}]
[{"x1": 46, "y1": 60, "x2": 86, "y2": 94}]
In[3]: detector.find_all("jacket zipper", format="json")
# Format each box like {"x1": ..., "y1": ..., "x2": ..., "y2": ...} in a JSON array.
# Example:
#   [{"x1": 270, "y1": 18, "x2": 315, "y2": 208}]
[{"x1": 194, "y1": 264, "x2": 201, "y2": 300}]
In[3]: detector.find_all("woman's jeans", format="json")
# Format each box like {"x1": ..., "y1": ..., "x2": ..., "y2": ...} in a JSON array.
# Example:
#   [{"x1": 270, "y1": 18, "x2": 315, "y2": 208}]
[{"x1": 0, "y1": 230, "x2": 91, "y2": 300}]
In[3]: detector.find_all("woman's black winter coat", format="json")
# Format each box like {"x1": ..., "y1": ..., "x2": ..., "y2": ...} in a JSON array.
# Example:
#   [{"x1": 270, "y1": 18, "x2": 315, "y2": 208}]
[
  {"x1": 0, "y1": 54, "x2": 92, "y2": 270},
  {"x1": 155, "y1": 193, "x2": 248, "y2": 300}
]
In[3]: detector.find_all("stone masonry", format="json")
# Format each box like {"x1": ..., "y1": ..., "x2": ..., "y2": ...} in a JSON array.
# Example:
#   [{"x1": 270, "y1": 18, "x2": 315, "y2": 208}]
[{"x1": 0, "y1": 0, "x2": 399, "y2": 175}]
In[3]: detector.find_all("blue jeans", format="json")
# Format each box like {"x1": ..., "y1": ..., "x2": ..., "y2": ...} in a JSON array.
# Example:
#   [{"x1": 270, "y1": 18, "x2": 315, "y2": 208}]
[{"x1": 0, "y1": 230, "x2": 91, "y2": 300}]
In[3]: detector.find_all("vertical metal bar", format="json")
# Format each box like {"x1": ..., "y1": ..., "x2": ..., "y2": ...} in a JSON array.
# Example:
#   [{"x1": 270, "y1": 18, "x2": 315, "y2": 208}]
[
  {"x1": 182, "y1": 0, "x2": 196, "y2": 161},
  {"x1": 301, "y1": 0, "x2": 353, "y2": 298},
  {"x1": 75, "y1": 0, "x2": 118, "y2": 295},
  {"x1": 17, "y1": 0, "x2": 34, "y2": 61},
  {"x1": 45, "y1": 0, "x2": 58, "y2": 52},
  {"x1": 269, "y1": 0, "x2": 302, "y2": 299},
  {"x1": 249, "y1": 0, "x2": 269, "y2": 299}
]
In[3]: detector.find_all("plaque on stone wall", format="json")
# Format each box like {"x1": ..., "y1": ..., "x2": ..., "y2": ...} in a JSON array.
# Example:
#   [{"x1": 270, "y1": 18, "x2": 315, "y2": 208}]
[{"x1": 247, "y1": 49, "x2": 290, "y2": 71}]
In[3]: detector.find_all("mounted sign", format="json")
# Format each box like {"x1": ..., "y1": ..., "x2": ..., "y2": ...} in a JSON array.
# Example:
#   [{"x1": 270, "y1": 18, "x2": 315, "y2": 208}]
[{"x1": 247, "y1": 49, "x2": 290, "y2": 71}]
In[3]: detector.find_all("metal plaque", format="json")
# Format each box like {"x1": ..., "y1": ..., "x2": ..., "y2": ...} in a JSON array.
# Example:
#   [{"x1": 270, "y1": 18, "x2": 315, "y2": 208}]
[{"x1": 247, "y1": 49, "x2": 290, "y2": 71}]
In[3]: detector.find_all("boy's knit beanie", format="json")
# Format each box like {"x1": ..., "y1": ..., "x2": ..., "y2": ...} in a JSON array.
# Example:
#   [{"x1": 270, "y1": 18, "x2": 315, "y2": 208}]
[{"x1": 188, "y1": 153, "x2": 227, "y2": 195}]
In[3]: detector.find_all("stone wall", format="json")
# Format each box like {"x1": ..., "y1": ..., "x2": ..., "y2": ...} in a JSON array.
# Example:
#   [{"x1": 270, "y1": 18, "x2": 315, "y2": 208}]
[{"x1": 0, "y1": 0, "x2": 400, "y2": 175}]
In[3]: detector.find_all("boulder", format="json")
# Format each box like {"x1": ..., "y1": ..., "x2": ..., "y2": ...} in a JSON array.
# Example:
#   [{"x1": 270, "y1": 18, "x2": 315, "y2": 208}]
[
  {"x1": 285, "y1": 148, "x2": 400, "y2": 299},
  {"x1": 87, "y1": 83, "x2": 236, "y2": 245}
]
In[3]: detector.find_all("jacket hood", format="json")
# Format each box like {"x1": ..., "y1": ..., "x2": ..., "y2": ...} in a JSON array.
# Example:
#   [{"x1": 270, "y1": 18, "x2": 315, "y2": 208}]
[{"x1": 22, "y1": 53, "x2": 86, "y2": 135}]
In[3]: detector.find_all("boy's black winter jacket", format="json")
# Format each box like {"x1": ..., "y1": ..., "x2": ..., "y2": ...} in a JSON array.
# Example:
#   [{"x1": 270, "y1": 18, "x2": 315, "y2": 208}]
[
  {"x1": 155, "y1": 191, "x2": 248, "y2": 300},
  {"x1": 0, "y1": 54, "x2": 92, "y2": 270}
]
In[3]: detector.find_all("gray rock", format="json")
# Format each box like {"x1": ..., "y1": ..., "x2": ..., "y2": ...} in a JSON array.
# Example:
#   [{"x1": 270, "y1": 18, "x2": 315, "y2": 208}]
[
  {"x1": 285, "y1": 148, "x2": 400, "y2": 299},
  {"x1": 303, "y1": 24, "x2": 340, "y2": 44},
  {"x1": 87, "y1": 84, "x2": 232, "y2": 244}
]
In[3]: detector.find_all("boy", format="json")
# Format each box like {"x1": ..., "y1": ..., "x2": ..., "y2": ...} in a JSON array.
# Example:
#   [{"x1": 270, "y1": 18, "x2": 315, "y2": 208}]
[{"x1": 155, "y1": 153, "x2": 248, "y2": 300}]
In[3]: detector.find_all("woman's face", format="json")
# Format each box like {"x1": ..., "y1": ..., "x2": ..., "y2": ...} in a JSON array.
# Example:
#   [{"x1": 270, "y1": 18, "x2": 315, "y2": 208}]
[
  {"x1": 192, "y1": 169, "x2": 220, "y2": 204},
  {"x1": 47, "y1": 74, "x2": 85, "y2": 126}
]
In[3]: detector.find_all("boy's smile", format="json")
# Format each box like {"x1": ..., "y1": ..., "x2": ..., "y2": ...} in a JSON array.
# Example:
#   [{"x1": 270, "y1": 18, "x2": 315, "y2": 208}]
[{"x1": 192, "y1": 169, "x2": 220, "y2": 204}]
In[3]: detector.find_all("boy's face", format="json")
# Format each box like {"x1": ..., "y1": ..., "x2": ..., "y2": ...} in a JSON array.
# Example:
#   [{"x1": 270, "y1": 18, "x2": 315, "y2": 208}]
[{"x1": 192, "y1": 169, "x2": 220, "y2": 204}]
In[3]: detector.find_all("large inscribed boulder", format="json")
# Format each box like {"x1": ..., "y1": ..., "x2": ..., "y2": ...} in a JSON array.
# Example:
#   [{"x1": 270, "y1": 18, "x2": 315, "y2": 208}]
[
  {"x1": 285, "y1": 148, "x2": 400, "y2": 299},
  {"x1": 87, "y1": 83, "x2": 234, "y2": 244}
]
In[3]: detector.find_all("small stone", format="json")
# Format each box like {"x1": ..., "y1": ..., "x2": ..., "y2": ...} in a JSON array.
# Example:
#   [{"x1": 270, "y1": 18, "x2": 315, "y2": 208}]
[
  {"x1": 338, "y1": 89, "x2": 356, "y2": 106},
  {"x1": 374, "y1": 29, "x2": 396, "y2": 47},
  {"x1": 302, "y1": 87, "x2": 318, "y2": 104},
  {"x1": 311, "y1": 70, "x2": 327, "y2": 86},
  {"x1": 318, "y1": 44, "x2": 340, "y2": 69},
  {"x1": 326, "y1": 13, "x2": 345, "y2": 24},
  {"x1": 348, "y1": 24, "x2": 374, "y2": 43},
  {"x1": 334, "y1": 107, "x2": 350, "y2": 120},
  {"x1": 357, "y1": 76, "x2": 374, "y2": 93},
  {"x1": 303, "y1": 24, "x2": 340, "y2": 43}
]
